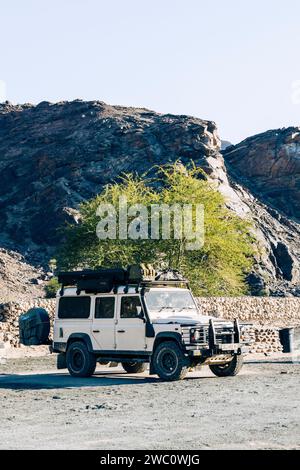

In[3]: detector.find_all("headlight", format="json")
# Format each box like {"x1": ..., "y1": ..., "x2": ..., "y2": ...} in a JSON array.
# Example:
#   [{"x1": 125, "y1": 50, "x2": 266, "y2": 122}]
[{"x1": 190, "y1": 329, "x2": 200, "y2": 343}]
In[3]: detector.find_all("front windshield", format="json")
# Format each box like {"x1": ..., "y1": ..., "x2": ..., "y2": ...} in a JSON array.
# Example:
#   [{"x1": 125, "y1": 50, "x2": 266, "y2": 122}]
[{"x1": 144, "y1": 289, "x2": 198, "y2": 320}]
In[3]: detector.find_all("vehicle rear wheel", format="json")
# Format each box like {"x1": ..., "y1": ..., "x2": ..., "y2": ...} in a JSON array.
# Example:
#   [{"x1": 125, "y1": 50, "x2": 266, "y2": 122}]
[
  {"x1": 121, "y1": 362, "x2": 147, "y2": 374},
  {"x1": 209, "y1": 354, "x2": 243, "y2": 377},
  {"x1": 66, "y1": 341, "x2": 97, "y2": 378},
  {"x1": 153, "y1": 341, "x2": 188, "y2": 381}
]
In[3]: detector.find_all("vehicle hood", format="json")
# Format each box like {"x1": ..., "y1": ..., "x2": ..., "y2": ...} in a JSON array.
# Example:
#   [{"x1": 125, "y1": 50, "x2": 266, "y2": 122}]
[{"x1": 152, "y1": 314, "x2": 216, "y2": 325}]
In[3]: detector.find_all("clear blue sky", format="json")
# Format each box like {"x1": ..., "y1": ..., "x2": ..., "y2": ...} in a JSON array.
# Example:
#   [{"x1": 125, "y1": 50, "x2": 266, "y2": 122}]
[{"x1": 1, "y1": 0, "x2": 300, "y2": 143}]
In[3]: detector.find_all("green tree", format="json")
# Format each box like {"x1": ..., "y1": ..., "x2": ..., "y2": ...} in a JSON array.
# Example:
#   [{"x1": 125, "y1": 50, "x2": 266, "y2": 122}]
[
  {"x1": 57, "y1": 163, "x2": 255, "y2": 296},
  {"x1": 44, "y1": 277, "x2": 60, "y2": 298}
]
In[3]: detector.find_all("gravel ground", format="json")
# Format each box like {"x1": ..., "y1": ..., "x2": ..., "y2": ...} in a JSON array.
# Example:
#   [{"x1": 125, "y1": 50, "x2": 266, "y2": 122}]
[{"x1": 0, "y1": 355, "x2": 299, "y2": 450}]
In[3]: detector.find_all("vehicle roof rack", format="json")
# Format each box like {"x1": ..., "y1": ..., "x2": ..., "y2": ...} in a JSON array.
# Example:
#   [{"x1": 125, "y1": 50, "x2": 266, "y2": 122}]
[
  {"x1": 57, "y1": 265, "x2": 189, "y2": 295},
  {"x1": 140, "y1": 280, "x2": 189, "y2": 288}
]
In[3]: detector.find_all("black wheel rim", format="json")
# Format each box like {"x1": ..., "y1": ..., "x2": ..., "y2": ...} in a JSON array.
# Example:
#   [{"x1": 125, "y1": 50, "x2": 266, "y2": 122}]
[
  {"x1": 217, "y1": 363, "x2": 230, "y2": 369},
  {"x1": 217, "y1": 359, "x2": 234, "y2": 370},
  {"x1": 72, "y1": 350, "x2": 84, "y2": 371},
  {"x1": 161, "y1": 351, "x2": 178, "y2": 373}
]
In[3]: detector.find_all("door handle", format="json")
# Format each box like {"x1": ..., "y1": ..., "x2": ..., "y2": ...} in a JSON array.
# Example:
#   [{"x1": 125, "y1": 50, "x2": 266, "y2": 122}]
[
  {"x1": 93, "y1": 330, "x2": 100, "y2": 333},
  {"x1": 117, "y1": 330, "x2": 126, "y2": 333}
]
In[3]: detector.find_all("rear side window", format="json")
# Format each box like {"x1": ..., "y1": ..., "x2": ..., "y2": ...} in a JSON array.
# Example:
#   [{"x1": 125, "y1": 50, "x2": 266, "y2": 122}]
[
  {"x1": 58, "y1": 297, "x2": 91, "y2": 319},
  {"x1": 95, "y1": 297, "x2": 115, "y2": 319},
  {"x1": 121, "y1": 296, "x2": 142, "y2": 318}
]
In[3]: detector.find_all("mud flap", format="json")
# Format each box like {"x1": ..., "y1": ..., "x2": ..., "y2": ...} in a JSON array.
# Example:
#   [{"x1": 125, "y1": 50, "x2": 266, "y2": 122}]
[
  {"x1": 57, "y1": 353, "x2": 67, "y2": 370},
  {"x1": 150, "y1": 357, "x2": 155, "y2": 375}
]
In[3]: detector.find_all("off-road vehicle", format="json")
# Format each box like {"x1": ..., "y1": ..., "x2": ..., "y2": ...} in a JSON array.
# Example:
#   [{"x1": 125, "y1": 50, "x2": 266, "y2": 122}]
[
  {"x1": 20, "y1": 265, "x2": 250, "y2": 381},
  {"x1": 53, "y1": 265, "x2": 250, "y2": 381}
]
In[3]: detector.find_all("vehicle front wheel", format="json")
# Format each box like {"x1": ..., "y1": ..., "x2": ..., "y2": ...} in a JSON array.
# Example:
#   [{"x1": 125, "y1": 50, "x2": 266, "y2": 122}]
[
  {"x1": 121, "y1": 362, "x2": 147, "y2": 374},
  {"x1": 152, "y1": 341, "x2": 188, "y2": 381},
  {"x1": 209, "y1": 354, "x2": 244, "y2": 377},
  {"x1": 66, "y1": 341, "x2": 97, "y2": 378}
]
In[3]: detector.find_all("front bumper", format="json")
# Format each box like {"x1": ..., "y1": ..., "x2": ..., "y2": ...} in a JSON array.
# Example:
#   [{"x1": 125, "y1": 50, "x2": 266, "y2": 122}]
[
  {"x1": 184, "y1": 319, "x2": 248, "y2": 357},
  {"x1": 189, "y1": 345, "x2": 248, "y2": 357}
]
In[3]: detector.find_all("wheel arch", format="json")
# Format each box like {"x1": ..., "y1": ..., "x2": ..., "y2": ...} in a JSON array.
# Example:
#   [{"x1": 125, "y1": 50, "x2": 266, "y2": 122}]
[
  {"x1": 67, "y1": 333, "x2": 93, "y2": 352},
  {"x1": 153, "y1": 332, "x2": 183, "y2": 351}
]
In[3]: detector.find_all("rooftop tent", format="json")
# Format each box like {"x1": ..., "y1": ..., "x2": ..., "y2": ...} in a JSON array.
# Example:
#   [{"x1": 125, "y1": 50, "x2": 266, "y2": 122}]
[
  {"x1": 58, "y1": 268, "x2": 127, "y2": 286},
  {"x1": 58, "y1": 268, "x2": 127, "y2": 294}
]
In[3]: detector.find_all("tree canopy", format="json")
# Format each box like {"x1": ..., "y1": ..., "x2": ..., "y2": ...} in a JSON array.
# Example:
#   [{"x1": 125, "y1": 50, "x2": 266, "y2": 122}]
[{"x1": 57, "y1": 163, "x2": 255, "y2": 296}]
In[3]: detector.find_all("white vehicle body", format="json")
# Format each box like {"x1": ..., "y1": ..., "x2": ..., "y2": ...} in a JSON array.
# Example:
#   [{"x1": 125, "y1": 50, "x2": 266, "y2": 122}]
[
  {"x1": 53, "y1": 284, "x2": 246, "y2": 366},
  {"x1": 54, "y1": 286, "x2": 195, "y2": 353}
]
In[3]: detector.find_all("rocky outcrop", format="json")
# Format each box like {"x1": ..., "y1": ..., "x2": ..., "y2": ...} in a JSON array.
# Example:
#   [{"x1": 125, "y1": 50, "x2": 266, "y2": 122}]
[
  {"x1": 223, "y1": 180, "x2": 300, "y2": 295},
  {"x1": 223, "y1": 127, "x2": 300, "y2": 219},
  {"x1": 0, "y1": 100, "x2": 223, "y2": 262},
  {"x1": 223, "y1": 128, "x2": 300, "y2": 295},
  {"x1": 0, "y1": 100, "x2": 300, "y2": 296}
]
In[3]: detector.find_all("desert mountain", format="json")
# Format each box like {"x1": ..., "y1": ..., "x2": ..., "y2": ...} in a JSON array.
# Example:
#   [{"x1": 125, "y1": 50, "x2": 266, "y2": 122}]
[{"x1": 0, "y1": 99, "x2": 300, "y2": 297}]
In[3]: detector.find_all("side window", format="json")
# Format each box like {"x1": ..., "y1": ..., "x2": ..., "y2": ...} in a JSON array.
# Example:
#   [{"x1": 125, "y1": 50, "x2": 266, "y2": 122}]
[
  {"x1": 58, "y1": 297, "x2": 91, "y2": 319},
  {"x1": 121, "y1": 296, "x2": 142, "y2": 319},
  {"x1": 95, "y1": 297, "x2": 115, "y2": 319}
]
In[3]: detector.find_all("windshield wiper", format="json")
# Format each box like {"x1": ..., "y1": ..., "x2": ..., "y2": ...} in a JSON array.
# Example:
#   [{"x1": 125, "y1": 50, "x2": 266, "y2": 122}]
[{"x1": 178, "y1": 306, "x2": 195, "y2": 311}]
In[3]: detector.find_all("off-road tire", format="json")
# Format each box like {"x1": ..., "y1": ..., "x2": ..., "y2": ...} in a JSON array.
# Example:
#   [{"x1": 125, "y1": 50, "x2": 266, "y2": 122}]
[
  {"x1": 121, "y1": 362, "x2": 147, "y2": 374},
  {"x1": 209, "y1": 354, "x2": 244, "y2": 377},
  {"x1": 66, "y1": 341, "x2": 97, "y2": 378},
  {"x1": 152, "y1": 341, "x2": 188, "y2": 381}
]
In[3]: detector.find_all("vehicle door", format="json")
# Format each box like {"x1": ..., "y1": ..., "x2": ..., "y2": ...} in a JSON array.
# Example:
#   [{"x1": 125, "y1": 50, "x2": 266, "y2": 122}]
[
  {"x1": 116, "y1": 295, "x2": 147, "y2": 352},
  {"x1": 91, "y1": 295, "x2": 116, "y2": 351}
]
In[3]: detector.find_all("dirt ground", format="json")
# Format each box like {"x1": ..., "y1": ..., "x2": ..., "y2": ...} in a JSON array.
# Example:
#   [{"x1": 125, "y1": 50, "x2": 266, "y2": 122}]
[{"x1": 0, "y1": 354, "x2": 299, "y2": 450}]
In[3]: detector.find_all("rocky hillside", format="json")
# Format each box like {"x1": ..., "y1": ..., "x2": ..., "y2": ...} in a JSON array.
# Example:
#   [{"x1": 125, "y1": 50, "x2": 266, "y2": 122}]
[
  {"x1": 0, "y1": 100, "x2": 222, "y2": 261},
  {"x1": 0, "y1": 248, "x2": 46, "y2": 302},
  {"x1": 223, "y1": 129, "x2": 300, "y2": 295},
  {"x1": 0, "y1": 99, "x2": 300, "y2": 297},
  {"x1": 223, "y1": 128, "x2": 300, "y2": 220}
]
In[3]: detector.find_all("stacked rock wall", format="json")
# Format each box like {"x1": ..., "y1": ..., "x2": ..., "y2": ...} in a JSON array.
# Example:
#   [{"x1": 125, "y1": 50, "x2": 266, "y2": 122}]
[
  {"x1": 1, "y1": 297, "x2": 299, "y2": 352},
  {"x1": 197, "y1": 297, "x2": 300, "y2": 328}
]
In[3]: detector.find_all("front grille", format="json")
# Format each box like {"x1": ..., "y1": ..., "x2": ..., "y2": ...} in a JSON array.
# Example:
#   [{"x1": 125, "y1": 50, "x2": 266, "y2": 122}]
[
  {"x1": 215, "y1": 328, "x2": 235, "y2": 344},
  {"x1": 182, "y1": 324, "x2": 236, "y2": 347}
]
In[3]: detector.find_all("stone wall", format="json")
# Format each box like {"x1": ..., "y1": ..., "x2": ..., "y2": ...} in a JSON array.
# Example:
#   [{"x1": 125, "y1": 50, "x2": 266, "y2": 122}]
[
  {"x1": 197, "y1": 297, "x2": 300, "y2": 328},
  {"x1": 1, "y1": 296, "x2": 299, "y2": 352}
]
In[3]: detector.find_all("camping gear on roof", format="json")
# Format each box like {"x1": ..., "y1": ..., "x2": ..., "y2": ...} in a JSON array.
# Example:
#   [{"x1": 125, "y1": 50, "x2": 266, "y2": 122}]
[
  {"x1": 57, "y1": 264, "x2": 187, "y2": 295},
  {"x1": 58, "y1": 268, "x2": 127, "y2": 287},
  {"x1": 58, "y1": 268, "x2": 127, "y2": 295},
  {"x1": 58, "y1": 265, "x2": 156, "y2": 294}
]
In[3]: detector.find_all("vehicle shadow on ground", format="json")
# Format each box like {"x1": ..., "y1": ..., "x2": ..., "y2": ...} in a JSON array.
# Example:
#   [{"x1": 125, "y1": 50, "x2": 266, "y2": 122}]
[
  {"x1": 0, "y1": 371, "x2": 158, "y2": 390},
  {"x1": 0, "y1": 370, "x2": 216, "y2": 390},
  {"x1": 245, "y1": 360, "x2": 300, "y2": 365}
]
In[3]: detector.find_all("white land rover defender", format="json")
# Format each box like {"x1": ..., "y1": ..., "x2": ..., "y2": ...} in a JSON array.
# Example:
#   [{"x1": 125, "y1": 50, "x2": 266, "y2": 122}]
[{"x1": 50, "y1": 265, "x2": 249, "y2": 381}]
